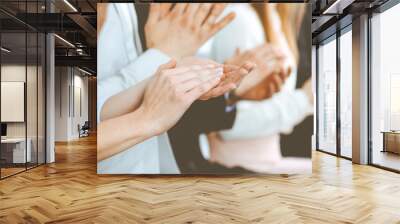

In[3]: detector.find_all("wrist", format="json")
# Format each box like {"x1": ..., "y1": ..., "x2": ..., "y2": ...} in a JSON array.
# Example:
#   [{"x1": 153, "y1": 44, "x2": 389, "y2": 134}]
[
  {"x1": 154, "y1": 46, "x2": 182, "y2": 60},
  {"x1": 226, "y1": 91, "x2": 241, "y2": 106},
  {"x1": 132, "y1": 106, "x2": 162, "y2": 138}
]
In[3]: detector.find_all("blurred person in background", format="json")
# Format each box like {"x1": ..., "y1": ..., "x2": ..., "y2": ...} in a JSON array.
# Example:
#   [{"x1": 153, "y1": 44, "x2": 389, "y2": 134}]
[
  {"x1": 169, "y1": 3, "x2": 313, "y2": 174},
  {"x1": 206, "y1": 4, "x2": 313, "y2": 173}
]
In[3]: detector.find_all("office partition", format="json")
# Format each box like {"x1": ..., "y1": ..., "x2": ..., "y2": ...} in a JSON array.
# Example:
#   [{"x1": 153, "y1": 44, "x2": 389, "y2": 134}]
[{"x1": 0, "y1": 0, "x2": 47, "y2": 179}]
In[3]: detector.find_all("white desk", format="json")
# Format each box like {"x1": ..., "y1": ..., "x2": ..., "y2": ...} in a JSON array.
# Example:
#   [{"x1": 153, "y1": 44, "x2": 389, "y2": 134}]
[{"x1": 1, "y1": 138, "x2": 31, "y2": 163}]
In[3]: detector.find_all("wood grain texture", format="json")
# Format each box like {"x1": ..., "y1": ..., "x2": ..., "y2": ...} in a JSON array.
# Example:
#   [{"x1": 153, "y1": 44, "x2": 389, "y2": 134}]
[{"x1": 0, "y1": 135, "x2": 400, "y2": 224}]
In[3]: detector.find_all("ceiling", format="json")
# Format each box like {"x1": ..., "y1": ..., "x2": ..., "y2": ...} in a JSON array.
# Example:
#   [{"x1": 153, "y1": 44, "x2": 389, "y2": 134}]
[
  {"x1": 0, "y1": 0, "x2": 97, "y2": 74},
  {"x1": 0, "y1": 0, "x2": 395, "y2": 74}
]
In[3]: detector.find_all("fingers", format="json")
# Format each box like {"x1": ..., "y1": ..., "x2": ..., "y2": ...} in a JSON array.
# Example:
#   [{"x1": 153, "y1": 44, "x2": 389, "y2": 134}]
[
  {"x1": 171, "y1": 3, "x2": 188, "y2": 17},
  {"x1": 223, "y1": 64, "x2": 239, "y2": 73},
  {"x1": 241, "y1": 61, "x2": 256, "y2": 73},
  {"x1": 220, "y1": 62, "x2": 255, "y2": 89},
  {"x1": 184, "y1": 3, "x2": 200, "y2": 22},
  {"x1": 209, "y1": 12, "x2": 235, "y2": 36},
  {"x1": 278, "y1": 63, "x2": 291, "y2": 80},
  {"x1": 268, "y1": 81, "x2": 277, "y2": 97},
  {"x1": 174, "y1": 67, "x2": 223, "y2": 85},
  {"x1": 222, "y1": 61, "x2": 254, "y2": 77},
  {"x1": 260, "y1": 46, "x2": 285, "y2": 61},
  {"x1": 200, "y1": 62, "x2": 254, "y2": 100},
  {"x1": 164, "y1": 64, "x2": 219, "y2": 76},
  {"x1": 223, "y1": 67, "x2": 249, "y2": 86},
  {"x1": 200, "y1": 83, "x2": 236, "y2": 100},
  {"x1": 147, "y1": 3, "x2": 161, "y2": 24},
  {"x1": 177, "y1": 68, "x2": 222, "y2": 92},
  {"x1": 264, "y1": 74, "x2": 284, "y2": 96},
  {"x1": 194, "y1": 3, "x2": 212, "y2": 26},
  {"x1": 160, "y1": 3, "x2": 172, "y2": 17},
  {"x1": 188, "y1": 75, "x2": 221, "y2": 100},
  {"x1": 202, "y1": 4, "x2": 226, "y2": 27},
  {"x1": 271, "y1": 74, "x2": 284, "y2": 92},
  {"x1": 157, "y1": 60, "x2": 177, "y2": 72},
  {"x1": 235, "y1": 48, "x2": 241, "y2": 56}
]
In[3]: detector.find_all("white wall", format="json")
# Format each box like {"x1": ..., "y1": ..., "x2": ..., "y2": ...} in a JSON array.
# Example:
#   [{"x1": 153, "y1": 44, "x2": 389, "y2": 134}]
[
  {"x1": 54, "y1": 67, "x2": 89, "y2": 141},
  {"x1": 1, "y1": 64, "x2": 46, "y2": 164},
  {"x1": 1, "y1": 65, "x2": 39, "y2": 138}
]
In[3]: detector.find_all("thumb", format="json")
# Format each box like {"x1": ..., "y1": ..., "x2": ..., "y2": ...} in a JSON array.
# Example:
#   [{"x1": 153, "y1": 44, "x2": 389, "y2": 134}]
[
  {"x1": 235, "y1": 48, "x2": 241, "y2": 56},
  {"x1": 158, "y1": 59, "x2": 177, "y2": 71}
]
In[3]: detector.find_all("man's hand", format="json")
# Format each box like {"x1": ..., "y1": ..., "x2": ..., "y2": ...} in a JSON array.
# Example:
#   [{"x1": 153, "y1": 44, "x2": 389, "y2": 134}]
[{"x1": 145, "y1": 3, "x2": 235, "y2": 59}]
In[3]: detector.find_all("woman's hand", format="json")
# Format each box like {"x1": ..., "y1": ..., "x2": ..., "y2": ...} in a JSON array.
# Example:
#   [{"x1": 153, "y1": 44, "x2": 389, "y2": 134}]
[
  {"x1": 178, "y1": 57, "x2": 256, "y2": 100},
  {"x1": 140, "y1": 60, "x2": 224, "y2": 135},
  {"x1": 239, "y1": 73, "x2": 286, "y2": 100},
  {"x1": 145, "y1": 3, "x2": 235, "y2": 59},
  {"x1": 226, "y1": 44, "x2": 289, "y2": 99},
  {"x1": 98, "y1": 60, "x2": 223, "y2": 161},
  {"x1": 200, "y1": 63, "x2": 255, "y2": 100}
]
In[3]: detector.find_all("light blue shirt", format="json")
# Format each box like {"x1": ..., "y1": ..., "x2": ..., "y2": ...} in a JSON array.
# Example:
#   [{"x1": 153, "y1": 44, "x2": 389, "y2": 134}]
[{"x1": 97, "y1": 3, "x2": 179, "y2": 174}]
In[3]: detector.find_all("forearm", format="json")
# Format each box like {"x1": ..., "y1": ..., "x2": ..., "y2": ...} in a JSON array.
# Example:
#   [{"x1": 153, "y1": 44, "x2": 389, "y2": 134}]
[
  {"x1": 98, "y1": 48, "x2": 170, "y2": 122},
  {"x1": 264, "y1": 5, "x2": 293, "y2": 60},
  {"x1": 276, "y1": 4, "x2": 302, "y2": 62},
  {"x1": 100, "y1": 78, "x2": 149, "y2": 121},
  {"x1": 97, "y1": 107, "x2": 154, "y2": 161}
]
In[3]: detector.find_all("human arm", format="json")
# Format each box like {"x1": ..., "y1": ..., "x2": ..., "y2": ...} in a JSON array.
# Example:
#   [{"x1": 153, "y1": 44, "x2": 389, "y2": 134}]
[
  {"x1": 98, "y1": 48, "x2": 171, "y2": 122},
  {"x1": 219, "y1": 80, "x2": 313, "y2": 140},
  {"x1": 97, "y1": 3, "x2": 108, "y2": 35},
  {"x1": 98, "y1": 60, "x2": 224, "y2": 161},
  {"x1": 225, "y1": 44, "x2": 288, "y2": 100},
  {"x1": 100, "y1": 57, "x2": 255, "y2": 121},
  {"x1": 231, "y1": 4, "x2": 297, "y2": 100},
  {"x1": 100, "y1": 78, "x2": 148, "y2": 122},
  {"x1": 99, "y1": 3, "x2": 235, "y2": 122}
]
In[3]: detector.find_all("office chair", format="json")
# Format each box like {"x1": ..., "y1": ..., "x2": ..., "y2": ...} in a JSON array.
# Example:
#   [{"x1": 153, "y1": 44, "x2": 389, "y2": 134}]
[{"x1": 79, "y1": 121, "x2": 90, "y2": 138}]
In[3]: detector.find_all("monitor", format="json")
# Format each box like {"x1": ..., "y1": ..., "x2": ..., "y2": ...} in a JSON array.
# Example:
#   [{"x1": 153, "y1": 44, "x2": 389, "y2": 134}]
[{"x1": 1, "y1": 123, "x2": 7, "y2": 137}]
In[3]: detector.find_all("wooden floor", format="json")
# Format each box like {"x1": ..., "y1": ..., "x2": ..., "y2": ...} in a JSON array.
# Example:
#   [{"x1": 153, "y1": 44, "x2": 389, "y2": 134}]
[{"x1": 0, "y1": 135, "x2": 400, "y2": 224}]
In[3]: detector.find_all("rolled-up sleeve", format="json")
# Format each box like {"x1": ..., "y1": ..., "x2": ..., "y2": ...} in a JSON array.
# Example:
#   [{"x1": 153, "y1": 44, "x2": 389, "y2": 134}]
[{"x1": 97, "y1": 49, "x2": 170, "y2": 122}]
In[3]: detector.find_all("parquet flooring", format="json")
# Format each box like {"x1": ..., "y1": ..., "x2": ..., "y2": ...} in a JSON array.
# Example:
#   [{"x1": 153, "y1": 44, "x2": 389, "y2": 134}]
[{"x1": 0, "y1": 135, "x2": 400, "y2": 224}]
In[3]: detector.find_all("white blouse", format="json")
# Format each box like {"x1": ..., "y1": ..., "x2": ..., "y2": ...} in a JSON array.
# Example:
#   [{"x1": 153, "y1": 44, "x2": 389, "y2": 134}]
[{"x1": 199, "y1": 4, "x2": 312, "y2": 159}]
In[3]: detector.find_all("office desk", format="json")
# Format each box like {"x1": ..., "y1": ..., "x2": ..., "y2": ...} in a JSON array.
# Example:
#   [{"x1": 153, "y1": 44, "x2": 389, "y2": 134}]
[
  {"x1": 381, "y1": 131, "x2": 400, "y2": 154},
  {"x1": 1, "y1": 138, "x2": 31, "y2": 163}
]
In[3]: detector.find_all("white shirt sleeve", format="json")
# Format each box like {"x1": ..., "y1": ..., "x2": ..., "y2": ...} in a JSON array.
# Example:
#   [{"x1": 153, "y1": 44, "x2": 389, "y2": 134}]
[
  {"x1": 206, "y1": 4, "x2": 265, "y2": 63},
  {"x1": 97, "y1": 49, "x2": 170, "y2": 122},
  {"x1": 219, "y1": 89, "x2": 313, "y2": 140}
]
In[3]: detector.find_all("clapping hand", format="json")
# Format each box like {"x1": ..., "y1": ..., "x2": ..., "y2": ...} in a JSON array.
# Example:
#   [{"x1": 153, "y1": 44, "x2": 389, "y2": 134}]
[{"x1": 145, "y1": 3, "x2": 236, "y2": 59}]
